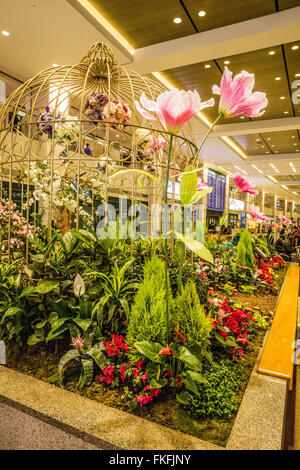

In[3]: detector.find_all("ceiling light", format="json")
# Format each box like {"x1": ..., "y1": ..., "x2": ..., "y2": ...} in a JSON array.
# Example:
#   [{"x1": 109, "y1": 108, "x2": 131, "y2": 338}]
[
  {"x1": 284, "y1": 111, "x2": 289, "y2": 114},
  {"x1": 224, "y1": 60, "x2": 230, "y2": 64},
  {"x1": 267, "y1": 138, "x2": 271, "y2": 140},
  {"x1": 275, "y1": 77, "x2": 281, "y2": 81},
  {"x1": 280, "y1": 96, "x2": 286, "y2": 100},
  {"x1": 268, "y1": 50, "x2": 275, "y2": 55},
  {"x1": 251, "y1": 165, "x2": 263, "y2": 174},
  {"x1": 268, "y1": 175, "x2": 278, "y2": 183},
  {"x1": 52, "y1": 63, "x2": 58, "y2": 67},
  {"x1": 292, "y1": 192, "x2": 298, "y2": 195},
  {"x1": 1, "y1": 31, "x2": 9, "y2": 36},
  {"x1": 292, "y1": 45, "x2": 299, "y2": 50},
  {"x1": 275, "y1": 150, "x2": 279, "y2": 153},
  {"x1": 198, "y1": 11, "x2": 206, "y2": 17},
  {"x1": 292, "y1": 136, "x2": 296, "y2": 138},
  {"x1": 295, "y1": 73, "x2": 300, "y2": 77},
  {"x1": 281, "y1": 185, "x2": 289, "y2": 190},
  {"x1": 297, "y1": 149, "x2": 300, "y2": 152},
  {"x1": 173, "y1": 17, "x2": 182, "y2": 23},
  {"x1": 204, "y1": 64, "x2": 211, "y2": 68},
  {"x1": 240, "y1": 116, "x2": 245, "y2": 119}
]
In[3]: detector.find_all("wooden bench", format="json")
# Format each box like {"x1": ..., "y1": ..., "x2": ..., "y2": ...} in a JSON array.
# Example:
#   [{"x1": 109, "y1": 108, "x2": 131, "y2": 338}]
[{"x1": 257, "y1": 264, "x2": 299, "y2": 390}]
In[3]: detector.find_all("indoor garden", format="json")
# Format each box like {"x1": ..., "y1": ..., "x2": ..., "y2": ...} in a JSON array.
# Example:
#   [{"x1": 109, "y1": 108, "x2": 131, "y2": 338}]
[{"x1": 0, "y1": 42, "x2": 288, "y2": 447}]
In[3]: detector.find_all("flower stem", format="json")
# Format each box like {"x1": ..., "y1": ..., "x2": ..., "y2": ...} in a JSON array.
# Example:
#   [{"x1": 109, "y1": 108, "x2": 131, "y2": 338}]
[
  {"x1": 193, "y1": 114, "x2": 222, "y2": 167},
  {"x1": 164, "y1": 133, "x2": 174, "y2": 344}
]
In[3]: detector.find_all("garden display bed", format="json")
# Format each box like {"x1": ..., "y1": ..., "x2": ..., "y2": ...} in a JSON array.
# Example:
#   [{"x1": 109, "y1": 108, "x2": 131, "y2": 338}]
[{"x1": 3, "y1": 264, "x2": 289, "y2": 449}]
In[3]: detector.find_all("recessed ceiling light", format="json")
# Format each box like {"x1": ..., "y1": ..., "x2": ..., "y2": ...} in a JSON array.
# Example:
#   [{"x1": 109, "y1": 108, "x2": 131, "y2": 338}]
[
  {"x1": 275, "y1": 150, "x2": 279, "y2": 153},
  {"x1": 275, "y1": 77, "x2": 281, "y2": 81},
  {"x1": 198, "y1": 10, "x2": 206, "y2": 17},
  {"x1": 296, "y1": 149, "x2": 300, "y2": 152},
  {"x1": 52, "y1": 63, "x2": 58, "y2": 67},
  {"x1": 1, "y1": 31, "x2": 9, "y2": 36},
  {"x1": 267, "y1": 138, "x2": 271, "y2": 140},
  {"x1": 204, "y1": 64, "x2": 211, "y2": 68},
  {"x1": 295, "y1": 73, "x2": 300, "y2": 77},
  {"x1": 224, "y1": 60, "x2": 230, "y2": 64},
  {"x1": 268, "y1": 50, "x2": 275, "y2": 55},
  {"x1": 292, "y1": 136, "x2": 296, "y2": 138},
  {"x1": 284, "y1": 111, "x2": 289, "y2": 114},
  {"x1": 240, "y1": 116, "x2": 245, "y2": 119},
  {"x1": 292, "y1": 45, "x2": 299, "y2": 50},
  {"x1": 280, "y1": 96, "x2": 286, "y2": 100},
  {"x1": 173, "y1": 17, "x2": 182, "y2": 23}
]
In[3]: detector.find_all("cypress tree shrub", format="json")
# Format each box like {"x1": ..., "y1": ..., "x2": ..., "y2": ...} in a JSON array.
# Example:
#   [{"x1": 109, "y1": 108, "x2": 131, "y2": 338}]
[
  {"x1": 127, "y1": 256, "x2": 174, "y2": 361},
  {"x1": 236, "y1": 228, "x2": 254, "y2": 269},
  {"x1": 174, "y1": 281, "x2": 212, "y2": 356}
]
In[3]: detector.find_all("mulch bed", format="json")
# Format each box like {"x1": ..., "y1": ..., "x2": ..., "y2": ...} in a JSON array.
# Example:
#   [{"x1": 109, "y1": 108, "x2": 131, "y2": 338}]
[{"x1": 5, "y1": 266, "x2": 288, "y2": 447}]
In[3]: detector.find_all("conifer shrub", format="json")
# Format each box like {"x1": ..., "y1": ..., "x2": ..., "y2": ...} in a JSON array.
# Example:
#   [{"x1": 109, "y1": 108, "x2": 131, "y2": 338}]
[
  {"x1": 127, "y1": 256, "x2": 174, "y2": 361},
  {"x1": 174, "y1": 281, "x2": 212, "y2": 355}
]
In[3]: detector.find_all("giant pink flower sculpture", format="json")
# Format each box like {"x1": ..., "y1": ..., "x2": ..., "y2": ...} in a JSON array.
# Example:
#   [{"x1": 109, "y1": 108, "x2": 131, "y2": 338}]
[
  {"x1": 135, "y1": 89, "x2": 214, "y2": 134},
  {"x1": 279, "y1": 214, "x2": 291, "y2": 225},
  {"x1": 232, "y1": 173, "x2": 258, "y2": 196},
  {"x1": 212, "y1": 67, "x2": 268, "y2": 118},
  {"x1": 248, "y1": 205, "x2": 269, "y2": 223}
]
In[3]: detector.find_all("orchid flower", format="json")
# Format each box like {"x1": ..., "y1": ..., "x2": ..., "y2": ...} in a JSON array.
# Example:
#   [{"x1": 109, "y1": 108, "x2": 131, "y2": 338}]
[
  {"x1": 212, "y1": 67, "x2": 268, "y2": 118},
  {"x1": 248, "y1": 204, "x2": 269, "y2": 222},
  {"x1": 135, "y1": 89, "x2": 214, "y2": 134},
  {"x1": 232, "y1": 173, "x2": 258, "y2": 195},
  {"x1": 279, "y1": 214, "x2": 291, "y2": 225}
]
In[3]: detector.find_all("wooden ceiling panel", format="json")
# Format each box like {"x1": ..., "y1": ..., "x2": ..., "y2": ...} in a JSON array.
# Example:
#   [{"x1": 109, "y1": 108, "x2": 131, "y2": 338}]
[
  {"x1": 183, "y1": 0, "x2": 275, "y2": 32},
  {"x1": 89, "y1": 0, "x2": 195, "y2": 48}
]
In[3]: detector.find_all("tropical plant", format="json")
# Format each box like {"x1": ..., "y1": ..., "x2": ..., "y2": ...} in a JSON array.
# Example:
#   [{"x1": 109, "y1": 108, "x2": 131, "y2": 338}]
[
  {"x1": 133, "y1": 337, "x2": 208, "y2": 404},
  {"x1": 58, "y1": 327, "x2": 108, "y2": 389},
  {"x1": 87, "y1": 260, "x2": 139, "y2": 333}
]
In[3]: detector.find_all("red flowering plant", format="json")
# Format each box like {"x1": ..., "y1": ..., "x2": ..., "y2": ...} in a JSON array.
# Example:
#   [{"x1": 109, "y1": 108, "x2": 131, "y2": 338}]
[
  {"x1": 132, "y1": 328, "x2": 208, "y2": 405},
  {"x1": 208, "y1": 293, "x2": 256, "y2": 358}
]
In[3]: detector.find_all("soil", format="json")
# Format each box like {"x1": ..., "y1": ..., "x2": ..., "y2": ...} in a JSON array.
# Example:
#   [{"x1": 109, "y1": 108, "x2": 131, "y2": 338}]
[{"x1": 5, "y1": 266, "x2": 288, "y2": 448}]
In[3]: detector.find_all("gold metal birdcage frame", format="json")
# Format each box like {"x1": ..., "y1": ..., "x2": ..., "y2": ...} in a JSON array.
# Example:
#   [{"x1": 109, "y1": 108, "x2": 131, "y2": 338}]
[{"x1": 0, "y1": 42, "x2": 197, "y2": 262}]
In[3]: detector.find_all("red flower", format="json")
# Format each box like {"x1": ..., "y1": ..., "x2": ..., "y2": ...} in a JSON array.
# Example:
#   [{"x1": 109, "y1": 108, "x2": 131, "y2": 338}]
[
  {"x1": 176, "y1": 376, "x2": 183, "y2": 387},
  {"x1": 119, "y1": 365, "x2": 127, "y2": 384},
  {"x1": 100, "y1": 365, "x2": 115, "y2": 385},
  {"x1": 158, "y1": 345, "x2": 173, "y2": 356},
  {"x1": 174, "y1": 328, "x2": 186, "y2": 344}
]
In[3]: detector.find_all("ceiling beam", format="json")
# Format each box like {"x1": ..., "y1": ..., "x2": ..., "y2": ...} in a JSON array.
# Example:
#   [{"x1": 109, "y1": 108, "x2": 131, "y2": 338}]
[
  {"x1": 209, "y1": 117, "x2": 300, "y2": 137},
  {"x1": 130, "y1": 7, "x2": 300, "y2": 74},
  {"x1": 247, "y1": 153, "x2": 300, "y2": 162}
]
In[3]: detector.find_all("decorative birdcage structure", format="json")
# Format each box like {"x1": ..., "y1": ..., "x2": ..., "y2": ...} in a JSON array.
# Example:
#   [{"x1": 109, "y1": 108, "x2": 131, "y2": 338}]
[{"x1": 0, "y1": 42, "x2": 197, "y2": 262}]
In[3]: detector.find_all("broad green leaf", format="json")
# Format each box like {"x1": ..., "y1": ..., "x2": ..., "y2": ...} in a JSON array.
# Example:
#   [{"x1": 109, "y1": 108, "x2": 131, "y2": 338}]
[
  {"x1": 89, "y1": 347, "x2": 107, "y2": 369},
  {"x1": 176, "y1": 391, "x2": 190, "y2": 405},
  {"x1": 1, "y1": 307, "x2": 22, "y2": 324},
  {"x1": 182, "y1": 372, "x2": 199, "y2": 395},
  {"x1": 179, "y1": 165, "x2": 197, "y2": 205},
  {"x1": 27, "y1": 332, "x2": 44, "y2": 346},
  {"x1": 78, "y1": 358, "x2": 93, "y2": 389},
  {"x1": 73, "y1": 318, "x2": 92, "y2": 332},
  {"x1": 175, "y1": 232, "x2": 214, "y2": 264},
  {"x1": 35, "y1": 279, "x2": 60, "y2": 294},
  {"x1": 58, "y1": 348, "x2": 80, "y2": 385},
  {"x1": 149, "y1": 377, "x2": 168, "y2": 389},
  {"x1": 134, "y1": 341, "x2": 163, "y2": 363},
  {"x1": 189, "y1": 187, "x2": 213, "y2": 204},
  {"x1": 19, "y1": 286, "x2": 37, "y2": 298},
  {"x1": 186, "y1": 370, "x2": 208, "y2": 385},
  {"x1": 172, "y1": 345, "x2": 202, "y2": 372}
]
